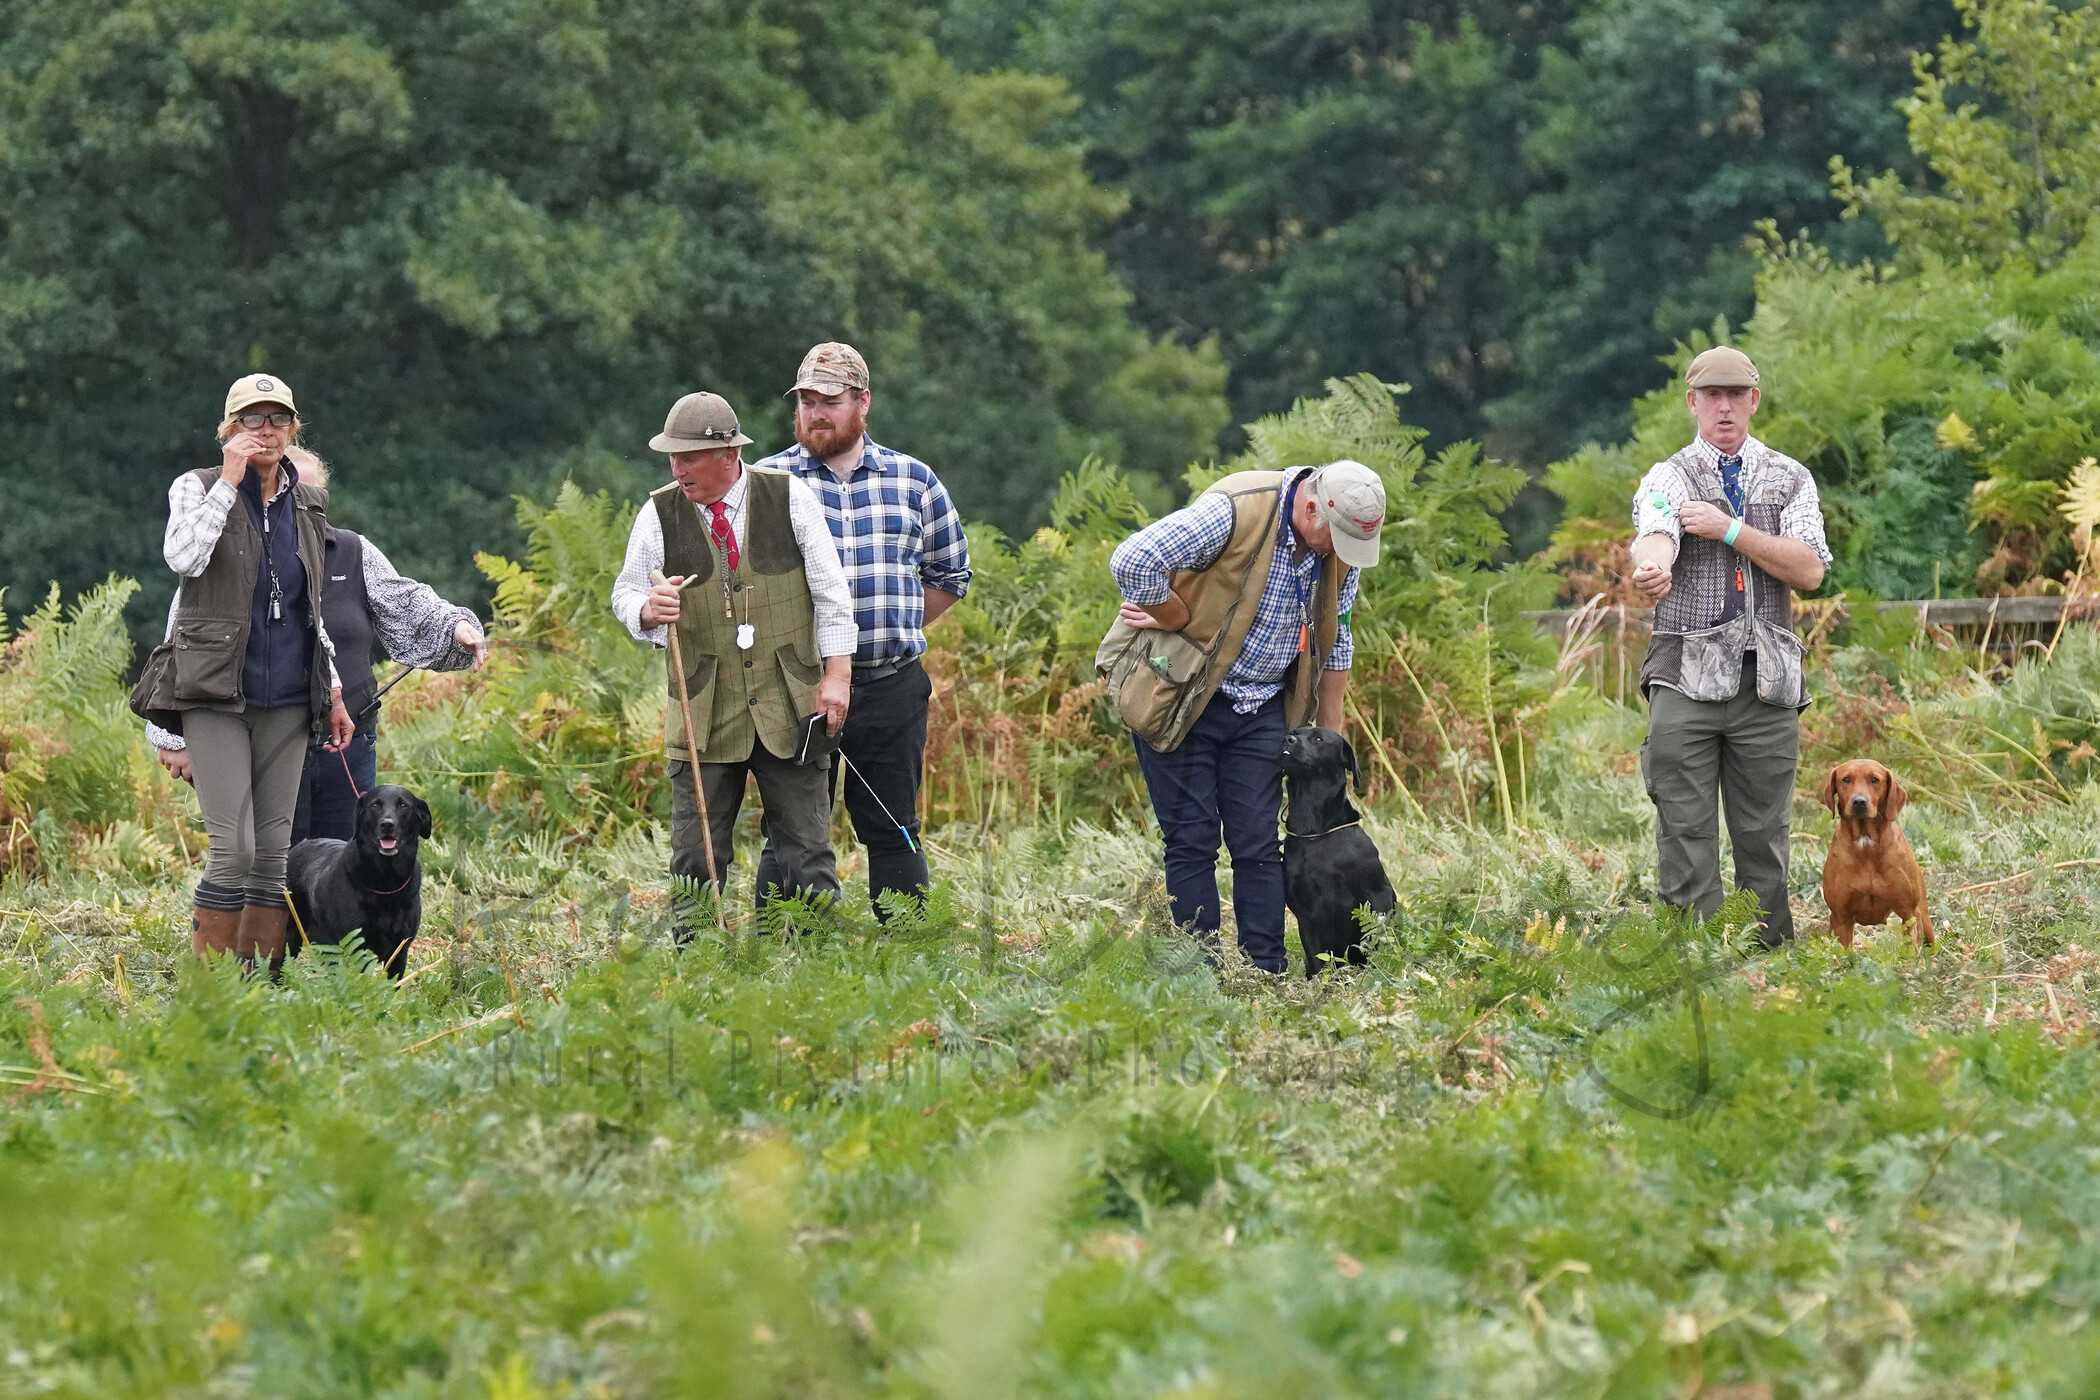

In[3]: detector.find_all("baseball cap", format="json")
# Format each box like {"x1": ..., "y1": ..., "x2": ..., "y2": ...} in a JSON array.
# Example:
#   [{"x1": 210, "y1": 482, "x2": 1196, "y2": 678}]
[
  {"x1": 1310, "y1": 460, "x2": 1386, "y2": 568},
  {"x1": 225, "y1": 373, "x2": 297, "y2": 420},
  {"x1": 649, "y1": 392, "x2": 753, "y2": 452},
  {"x1": 787, "y1": 342, "x2": 870, "y2": 397},
  {"x1": 1686, "y1": 346, "x2": 1760, "y2": 390}
]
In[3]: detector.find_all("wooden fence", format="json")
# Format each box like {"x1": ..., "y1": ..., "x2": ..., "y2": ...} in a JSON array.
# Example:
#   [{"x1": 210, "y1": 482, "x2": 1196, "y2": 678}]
[{"x1": 1525, "y1": 595, "x2": 2097, "y2": 706}]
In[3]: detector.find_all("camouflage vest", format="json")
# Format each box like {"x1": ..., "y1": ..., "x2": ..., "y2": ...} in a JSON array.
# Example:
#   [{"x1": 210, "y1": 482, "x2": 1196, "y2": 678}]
[
  {"x1": 1639, "y1": 443, "x2": 1809, "y2": 708},
  {"x1": 654, "y1": 470, "x2": 822, "y2": 762}
]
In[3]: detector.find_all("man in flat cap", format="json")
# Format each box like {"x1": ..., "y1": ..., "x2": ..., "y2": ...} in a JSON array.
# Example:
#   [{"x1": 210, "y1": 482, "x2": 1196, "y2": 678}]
[
  {"x1": 612, "y1": 391, "x2": 858, "y2": 936},
  {"x1": 1628, "y1": 346, "x2": 1831, "y2": 946},
  {"x1": 752, "y1": 343, "x2": 972, "y2": 920},
  {"x1": 1101, "y1": 458, "x2": 1386, "y2": 974}
]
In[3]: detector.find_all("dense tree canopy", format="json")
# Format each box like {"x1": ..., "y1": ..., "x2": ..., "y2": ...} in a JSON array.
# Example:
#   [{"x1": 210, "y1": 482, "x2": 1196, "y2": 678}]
[
  {"x1": 0, "y1": 0, "x2": 1227, "y2": 635},
  {"x1": 943, "y1": 0, "x2": 1953, "y2": 479}
]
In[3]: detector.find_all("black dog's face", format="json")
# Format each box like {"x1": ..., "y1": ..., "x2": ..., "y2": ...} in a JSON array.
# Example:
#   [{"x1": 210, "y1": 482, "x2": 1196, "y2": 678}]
[
  {"x1": 357, "y1": 785, "x2": 432, "y2": 861},
  {"x1": 1281, "y1": 725, "x2": 1359, "y2": 788}
]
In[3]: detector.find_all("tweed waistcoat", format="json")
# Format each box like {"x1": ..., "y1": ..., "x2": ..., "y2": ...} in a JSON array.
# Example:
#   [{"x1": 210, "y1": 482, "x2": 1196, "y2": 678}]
[
  {"x1": 654, "y1": 470, "x2": 821, "y2": 761},
  {"x1": 1640, "y1": 444, "x2": 1808, "y2": 708}
]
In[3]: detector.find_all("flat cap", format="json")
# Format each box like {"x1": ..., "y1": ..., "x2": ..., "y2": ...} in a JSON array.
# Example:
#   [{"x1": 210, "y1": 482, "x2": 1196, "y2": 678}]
[
  {"x1": 649, "y1": 392, "x2": 753, "y2": 452},
  {"x1": 1686, "y1": 346, "x2": 1760, "y2": 389},
  {"x1": 787, "y1": 342, "x2": 870, "y2": 397}
]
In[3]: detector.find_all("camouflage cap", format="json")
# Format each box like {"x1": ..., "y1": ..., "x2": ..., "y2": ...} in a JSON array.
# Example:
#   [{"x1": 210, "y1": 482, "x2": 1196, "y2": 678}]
[
  {"x1": 1686, "y1": 346, "x2": 1760, "y2": 390},
  {"x1": 649, "y1": 392, "x2": 753, "y2": 452},
  {"x1": 787, "y1": 342, "x2": 870, "y2": 397},
  {"x1": 225, "y1": 373, "x2": 297, "y2": 420}
]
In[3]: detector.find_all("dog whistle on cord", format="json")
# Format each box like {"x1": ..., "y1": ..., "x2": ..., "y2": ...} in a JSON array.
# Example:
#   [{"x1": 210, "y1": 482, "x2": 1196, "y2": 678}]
[{"x1": 650, "y1": 568, "x2": 727, "y2": 933}]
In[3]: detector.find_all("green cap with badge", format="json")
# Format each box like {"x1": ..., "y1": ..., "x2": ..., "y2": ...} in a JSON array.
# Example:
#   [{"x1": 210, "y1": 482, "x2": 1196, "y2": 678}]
[{"x1": 649, "y1": 391, "x2": 753, "y2": 452}]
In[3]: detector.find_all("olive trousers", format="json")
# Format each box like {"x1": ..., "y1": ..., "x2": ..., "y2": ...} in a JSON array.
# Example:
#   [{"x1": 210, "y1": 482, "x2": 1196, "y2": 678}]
[{"x1": 1641, "y1": 656, "x2": 1800, "y2": 946}]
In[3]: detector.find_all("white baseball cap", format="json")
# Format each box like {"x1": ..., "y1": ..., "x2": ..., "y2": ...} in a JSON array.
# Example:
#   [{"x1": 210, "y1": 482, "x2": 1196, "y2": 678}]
[{"x1": 1310, "y1": 460, "x2": 1386, "y2": 568}]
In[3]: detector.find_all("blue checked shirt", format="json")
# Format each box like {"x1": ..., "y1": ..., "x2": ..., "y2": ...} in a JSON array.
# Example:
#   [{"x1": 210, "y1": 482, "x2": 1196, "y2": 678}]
[
  {"x1": 1110, "y1": 468, "x2": 1359, "y2": 714},
  {"x1": 755, "y1": 438, "x2": 973, "y2": 666}
]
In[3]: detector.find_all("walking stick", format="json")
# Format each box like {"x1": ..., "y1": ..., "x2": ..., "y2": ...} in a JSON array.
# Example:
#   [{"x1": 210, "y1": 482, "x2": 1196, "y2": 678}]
[{"x1": 652, "y1": 570, "x2": 727, "y2": 935}]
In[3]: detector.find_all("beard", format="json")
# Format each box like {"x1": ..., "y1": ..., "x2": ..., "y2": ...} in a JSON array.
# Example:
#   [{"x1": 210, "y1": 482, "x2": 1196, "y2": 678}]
[{"x1": 796, "y1": 404, "x2": 867, "y2": 461}]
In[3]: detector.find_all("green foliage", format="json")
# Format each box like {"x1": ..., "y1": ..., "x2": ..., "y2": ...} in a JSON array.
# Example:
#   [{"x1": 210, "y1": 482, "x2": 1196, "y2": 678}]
[
  {"x1": 1834, "y1": 0, "x2": 2100, "y2": 272},
  {"x1": 0, "y1": 0, "x2": 1228, "y2": 646},
  {"x1": 0, "y1": 577, "x2": 192, "y2": 874},
  {"x1": 945, "y1": 0, "x2": 1949, "y2": 471}
]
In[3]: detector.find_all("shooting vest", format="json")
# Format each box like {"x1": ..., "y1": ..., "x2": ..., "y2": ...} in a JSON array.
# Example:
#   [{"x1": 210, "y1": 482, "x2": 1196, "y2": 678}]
[
  {"x1": 1097, "y1": 469, "x2": 1341, "y2": 752},
  {"x1": 654, "y1": 470, "x2": 822, "y2": 762},
  {"x1": 129, "y1": 462, "x2": 334, "y2": 737},
  {"x1": 1639, "y1": 441, "x2": 1811, "y2": 708}
]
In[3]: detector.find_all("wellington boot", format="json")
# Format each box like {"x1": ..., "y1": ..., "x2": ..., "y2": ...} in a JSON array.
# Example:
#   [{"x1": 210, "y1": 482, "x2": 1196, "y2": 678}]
[
  {"x1": 240, "y1": 906, "x2": 290, "y2": 980},
  {"x1": 191, "y1": 905, "x2": 243, "y2": 958}
]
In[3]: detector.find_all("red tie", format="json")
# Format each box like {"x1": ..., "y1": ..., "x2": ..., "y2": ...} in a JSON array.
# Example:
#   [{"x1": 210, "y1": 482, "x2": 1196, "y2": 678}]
[{"x1": 707, "y1": 500, "x2": 739, "y2": 572}]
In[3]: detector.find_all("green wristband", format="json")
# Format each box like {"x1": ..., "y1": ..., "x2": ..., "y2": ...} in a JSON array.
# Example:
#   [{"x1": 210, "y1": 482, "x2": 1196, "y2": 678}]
[{"x1": 1723, "y1": 518, "x2": 1743, "y2": 547}]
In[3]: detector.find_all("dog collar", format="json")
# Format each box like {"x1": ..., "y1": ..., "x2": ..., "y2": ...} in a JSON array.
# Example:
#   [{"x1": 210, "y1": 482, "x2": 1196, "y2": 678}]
[{"x1": 1285, "y1": 818, "x2": 1363, "y2": 839}]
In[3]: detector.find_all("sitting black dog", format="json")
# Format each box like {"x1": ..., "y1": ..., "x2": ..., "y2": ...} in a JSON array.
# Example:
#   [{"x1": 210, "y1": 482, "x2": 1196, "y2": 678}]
[
  {"x1": 286, "y1": 784, "x2": 431, "y2": 978},
  {"x1": 1281, "y1": 725, "x2": 1395, "y2": 977}
]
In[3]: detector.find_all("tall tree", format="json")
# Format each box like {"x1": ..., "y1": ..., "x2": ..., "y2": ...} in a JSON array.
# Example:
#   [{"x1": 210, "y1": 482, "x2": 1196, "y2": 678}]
[{"x1": 0, "y1": 0, "x2": 1227, "y2": 636}]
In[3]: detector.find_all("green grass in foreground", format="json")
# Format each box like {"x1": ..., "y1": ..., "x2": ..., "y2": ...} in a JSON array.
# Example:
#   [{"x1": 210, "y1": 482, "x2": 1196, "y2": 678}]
[{"x1": 9, "y1": 783, "x2": 2100, "y2": 1399}]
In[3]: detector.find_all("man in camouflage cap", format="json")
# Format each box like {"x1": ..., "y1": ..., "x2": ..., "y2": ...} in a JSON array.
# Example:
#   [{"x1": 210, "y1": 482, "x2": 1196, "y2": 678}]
[
  {"x1": 752, "y1": 342, "x2": 972, "y2": 921},
  {"x1": 1627, "y1": 346, "x2": 1830, "y2": 946}
]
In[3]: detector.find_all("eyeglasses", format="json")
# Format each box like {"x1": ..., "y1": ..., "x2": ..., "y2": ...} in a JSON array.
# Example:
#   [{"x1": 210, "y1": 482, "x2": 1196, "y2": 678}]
[{"x1": 237, "y1": 411, "x2": 295, "y2": 429}]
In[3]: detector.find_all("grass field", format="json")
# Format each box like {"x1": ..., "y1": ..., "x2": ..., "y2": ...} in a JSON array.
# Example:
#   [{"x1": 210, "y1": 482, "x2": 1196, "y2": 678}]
[{"x1": 10, "y1": 746, "x2": 2100, "y2": 1398}]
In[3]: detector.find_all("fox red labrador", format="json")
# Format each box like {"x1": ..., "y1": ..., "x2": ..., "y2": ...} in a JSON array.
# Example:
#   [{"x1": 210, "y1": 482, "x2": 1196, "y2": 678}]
[{"x1": 1820, "y1": 759, "x2": 1932, "y2": 950}]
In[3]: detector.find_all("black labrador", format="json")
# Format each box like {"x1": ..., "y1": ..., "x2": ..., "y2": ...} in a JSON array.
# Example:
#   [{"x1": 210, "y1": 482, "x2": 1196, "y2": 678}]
[
  {"x1": 1281, "y1": 725, "x2": 1395, "y2": 977},
  {"x1": 286, "y1": 785, "x2": 431, "y2": 977}
]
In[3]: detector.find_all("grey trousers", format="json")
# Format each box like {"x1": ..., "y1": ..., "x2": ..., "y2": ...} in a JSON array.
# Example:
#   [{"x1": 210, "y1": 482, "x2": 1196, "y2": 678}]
[
  {"x1": 669, "y1": 746, "x2": 837, "y2": 928},
  {"x1": 184, "y1": 705, "x2": 312, "y2": 911},
  {"x1": 1641, "y1": 658, "x2": 1800, "y2": 944}
]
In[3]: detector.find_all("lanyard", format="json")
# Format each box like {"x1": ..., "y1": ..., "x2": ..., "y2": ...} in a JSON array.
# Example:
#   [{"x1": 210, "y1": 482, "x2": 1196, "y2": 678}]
[{"x1": 1282, "y1": 475, "x2": 1314, "y2": 652}]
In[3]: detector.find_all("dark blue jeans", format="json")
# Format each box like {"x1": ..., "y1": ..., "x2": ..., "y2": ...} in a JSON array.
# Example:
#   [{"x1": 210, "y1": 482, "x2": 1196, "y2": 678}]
[
  {"x1": 294, "y1": 729, "x2": 377, "y2": 845},
  {"x1": 1133, "y1": 692, "x2": 1287, "y2": 972}
]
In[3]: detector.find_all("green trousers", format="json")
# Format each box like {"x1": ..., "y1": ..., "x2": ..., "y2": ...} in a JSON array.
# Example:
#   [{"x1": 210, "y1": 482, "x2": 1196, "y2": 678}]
[{"x1": 1640, "y1": 657, "x2": 1800, "y2": 945}]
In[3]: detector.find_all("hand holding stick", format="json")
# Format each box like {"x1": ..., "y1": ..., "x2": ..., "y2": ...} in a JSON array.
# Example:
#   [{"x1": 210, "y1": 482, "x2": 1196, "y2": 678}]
[{"x1": 652, "y1": 569, "x2": 725, "y2": 933}]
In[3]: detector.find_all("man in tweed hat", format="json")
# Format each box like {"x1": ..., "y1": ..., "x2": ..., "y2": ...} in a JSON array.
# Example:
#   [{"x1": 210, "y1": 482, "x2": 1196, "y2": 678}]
[
  {"x1": 752, "y1": 343, "x2": 972, "y2": 920},
  {"x1": 1628, "y1": 347, "x2": 1830, "y2": 946},
  {"x1": 611, "y1": 391, "x2": 858, "y2": 935}
]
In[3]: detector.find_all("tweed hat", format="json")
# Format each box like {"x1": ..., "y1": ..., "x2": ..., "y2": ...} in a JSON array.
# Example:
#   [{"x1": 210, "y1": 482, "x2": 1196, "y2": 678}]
[
  {"x1": 225, "y1": 373, "x2": 297, "y2": 420},
  {"x1": 1310, "y1": 459, "x2": 1386, "y2": 569},
  {"x1": 649, "y1": 392, "x2": 753, "y2": 452},
  {"x1": 787, "y1": 342, "x2": 870, "y2": 397},
  {"x1": 1686, "y1": 346, "x2": 1760, "y2": 390}
]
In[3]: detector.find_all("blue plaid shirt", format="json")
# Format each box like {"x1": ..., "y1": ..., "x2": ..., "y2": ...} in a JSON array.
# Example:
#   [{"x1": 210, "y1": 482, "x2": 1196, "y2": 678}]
[
  {"x1": 1110, "y1": 468, "x2": 1359, "y2": 714},
  {"x1": 755, "y1": 438, "x2": 973, "y2": 666}
]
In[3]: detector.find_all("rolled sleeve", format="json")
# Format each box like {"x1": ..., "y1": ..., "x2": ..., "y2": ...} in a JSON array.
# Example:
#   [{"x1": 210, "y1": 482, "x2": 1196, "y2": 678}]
[
  {"x1": 1780, "y1": 470, "x2": 1835, "y2": 565},
  {"x1": 612, "y1": 506, "x2": 668, "y2": 647},
  {"x1": 1631, "y1": 463, "x2": 1686, "y2": 553},
  {"x1": 918, "y1": 478, "x2": 972, "y2": 599},
  {"x1": 1323, "y1": 567, "x2": 1360, "y2": 672},
  {"x1": 1110, "y1": 494, "x2": 1237, "y2": 606}
]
